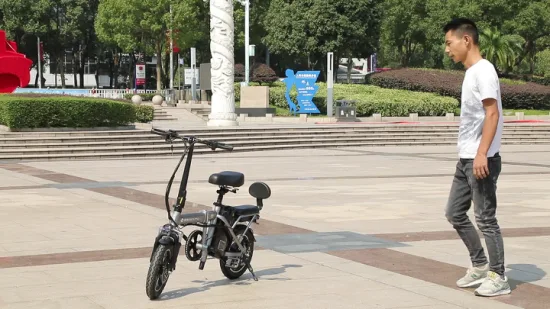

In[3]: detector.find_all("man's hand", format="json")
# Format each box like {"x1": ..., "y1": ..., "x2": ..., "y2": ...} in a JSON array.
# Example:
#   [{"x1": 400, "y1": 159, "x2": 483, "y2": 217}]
[{"x1": 473, "y1": 153, "x2": 489, "y2": 179}]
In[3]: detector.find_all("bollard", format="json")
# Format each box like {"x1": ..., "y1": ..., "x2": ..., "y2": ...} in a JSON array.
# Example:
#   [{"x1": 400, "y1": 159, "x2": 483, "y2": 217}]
[{"x1": 515, "y1": 112, "x2": 525, "y2": 120}]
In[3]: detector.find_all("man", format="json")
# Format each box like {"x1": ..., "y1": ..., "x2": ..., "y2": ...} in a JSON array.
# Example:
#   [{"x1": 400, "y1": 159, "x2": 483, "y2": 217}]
[{"x1": 443, "y1": 18, "x2": 510, "y2": 297}]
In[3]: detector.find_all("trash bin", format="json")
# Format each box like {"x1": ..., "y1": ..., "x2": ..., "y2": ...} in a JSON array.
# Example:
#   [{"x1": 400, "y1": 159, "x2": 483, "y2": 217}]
[
  {"x1": 335, "y1": 100, "x2": 358, "y2": 122},
  {"x1": 164, "y1": 89, "x2": 176, "y2": 106}
]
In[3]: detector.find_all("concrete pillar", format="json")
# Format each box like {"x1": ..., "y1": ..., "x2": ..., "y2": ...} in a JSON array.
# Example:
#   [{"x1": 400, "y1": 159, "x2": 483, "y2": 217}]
[{"x1": 207, "y1": 0, "x2": 238, "y2": 127}]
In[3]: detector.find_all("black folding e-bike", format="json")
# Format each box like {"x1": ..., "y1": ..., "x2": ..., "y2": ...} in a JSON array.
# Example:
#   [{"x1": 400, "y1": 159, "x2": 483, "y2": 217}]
[{"x1": 145, "y1": 128, "x2": 271, "y2": 300}]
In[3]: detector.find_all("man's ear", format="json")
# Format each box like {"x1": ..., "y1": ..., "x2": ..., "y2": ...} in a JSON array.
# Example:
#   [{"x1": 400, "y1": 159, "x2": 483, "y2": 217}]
[{"x1": 463, "y1": 34, "x2": 472, "y2": 47}]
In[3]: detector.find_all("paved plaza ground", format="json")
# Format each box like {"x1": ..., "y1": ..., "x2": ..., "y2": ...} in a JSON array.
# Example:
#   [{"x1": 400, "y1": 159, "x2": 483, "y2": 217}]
[{"x1": 1, "y1": 144, "x2": 550, "y2": 308}]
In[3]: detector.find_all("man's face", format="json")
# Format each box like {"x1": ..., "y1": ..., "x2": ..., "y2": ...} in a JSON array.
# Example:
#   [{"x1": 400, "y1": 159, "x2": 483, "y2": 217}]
[{"x1": 444, "y1": 30, "x2": 468, "y2": 63}]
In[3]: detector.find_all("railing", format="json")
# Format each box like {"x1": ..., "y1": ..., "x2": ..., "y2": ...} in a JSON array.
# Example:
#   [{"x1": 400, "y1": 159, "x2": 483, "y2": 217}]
[
  {"x1": 12, "y1": 88, "x2": 211, "y2": 105},
  {"x1": 13, "y1": 88, "x2": 157, "y2": 99},
  {"x1": 90, "y1": 89, "x2": 156, "y2": 99}
]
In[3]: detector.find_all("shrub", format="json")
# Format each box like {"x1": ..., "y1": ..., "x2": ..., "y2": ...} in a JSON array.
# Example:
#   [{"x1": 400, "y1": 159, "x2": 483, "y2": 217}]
[
  {"x1": 123, "y1": 93, "x2": 158, "y2": 101},
  {"x1": 251, "y1": 63, "x2": 279, "y2": 85},
  {"x1": 0, "y1": 95, "x2": 141, "y2": 128},
  {"x1": 268, "y1": 82, "x2": 458, "y2": 117},
  {"x1": 535, "y1": 49, "x2": 550, "y2": 78},
  {"x1": 234, "y1": 64, "x2": 245, "y2": 82},
  {"x1": 135, "y1": 105, "x2": 154, "y2": 123},
  {"x1": 367, "y1": 68, "x2": 550, "y2": 110}
]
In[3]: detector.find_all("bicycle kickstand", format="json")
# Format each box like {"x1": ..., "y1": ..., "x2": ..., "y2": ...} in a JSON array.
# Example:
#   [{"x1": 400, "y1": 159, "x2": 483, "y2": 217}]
[{"x1": 247, "y1": 263, "x2": 258, "y2": 281}]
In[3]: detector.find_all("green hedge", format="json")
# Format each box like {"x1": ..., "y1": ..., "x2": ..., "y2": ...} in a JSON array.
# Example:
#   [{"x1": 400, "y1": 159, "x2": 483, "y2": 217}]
[
  {"x1": 266, "y1": 82, "x2": 458, "y2": 117},
  {"x1": 0, "y1": 95, "x2": 154, "y2": 128},
  {"x1": 367, "y1": 68, "x2": 550, "y2": 110},
  {"x1": 123, "y1": 93, "x2": 158, "y2": 101}
]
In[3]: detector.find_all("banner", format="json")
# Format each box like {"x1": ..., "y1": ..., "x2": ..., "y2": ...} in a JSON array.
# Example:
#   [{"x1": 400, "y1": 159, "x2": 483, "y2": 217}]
[{"x1": 135, "y1": 64, "x2": 146, "y2": 86}]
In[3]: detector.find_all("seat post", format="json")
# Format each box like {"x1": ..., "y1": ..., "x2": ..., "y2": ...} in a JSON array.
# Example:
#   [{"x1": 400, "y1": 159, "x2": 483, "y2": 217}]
[{"x1": 215, "y1": 186, "x2": 228, "y2": 206}]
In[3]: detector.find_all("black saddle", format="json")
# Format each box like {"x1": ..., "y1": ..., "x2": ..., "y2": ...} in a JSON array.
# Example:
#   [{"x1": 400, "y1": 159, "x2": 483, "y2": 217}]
[
  {"x1": 232, "y1": 205, "x2": 260, "y2": 216},
  {"x1": 208, "y1": 171, "x2": 245, "y2": 187}
]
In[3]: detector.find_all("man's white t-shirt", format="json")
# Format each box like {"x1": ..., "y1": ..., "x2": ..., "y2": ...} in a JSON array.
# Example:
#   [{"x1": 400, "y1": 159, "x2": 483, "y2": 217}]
[{"x1": 457, "y1": 58, "x2": 504, "y2": 159}]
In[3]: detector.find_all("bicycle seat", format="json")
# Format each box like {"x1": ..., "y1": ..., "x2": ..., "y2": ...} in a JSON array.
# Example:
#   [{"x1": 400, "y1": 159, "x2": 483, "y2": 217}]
[
  {"x1": 208, "y1": 171, "x2": 244, "y2": 187},
  {"x1": 232, "y1": 205, "x2": 260, "y2": 216}
]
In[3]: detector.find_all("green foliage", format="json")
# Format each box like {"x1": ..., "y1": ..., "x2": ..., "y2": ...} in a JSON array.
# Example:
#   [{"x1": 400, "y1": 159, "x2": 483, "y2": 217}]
[
  {"x1": 134, "y1": 105, "x2": 154, "y2": 123},
  {"x1": 0, "y1": 95, "x2": 148, "y2": 128},
  {"x1": 535, "y1": 49, "x2": 550, "y2": 78},
  {"x1": 479, "y1": 28, "x2": 524, "y2": 73},
  {"x1": 367, "y1": 68, "x2": 550, "y2": 110},
  {"x1": 123, "y1": 93, "x2": 158, "y2": 101},
  {"x1": 0, "y1": 0, "x2": 95, "y2": 88},
  {"x1": 263, "y1": 0, "x2": 383, "y2": 66},
  {"x1": 266, "y1": 82, "x2": 458, "y2": 117},
  {"x1": 376, "y1": 0, "x2": 550, "y2": 76},
  {"x1": 95, "y1": 0, "x2": 206, "y2": 90}
]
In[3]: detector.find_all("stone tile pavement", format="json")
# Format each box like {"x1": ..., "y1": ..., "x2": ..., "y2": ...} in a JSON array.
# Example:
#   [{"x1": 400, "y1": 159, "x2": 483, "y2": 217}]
[{"x1": 1, "y1": 144, "x2": 550, "y2": 308}]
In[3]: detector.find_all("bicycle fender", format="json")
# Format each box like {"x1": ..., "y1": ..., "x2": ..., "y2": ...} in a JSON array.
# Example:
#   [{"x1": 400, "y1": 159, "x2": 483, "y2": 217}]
[
  {"x1": 233, "y1": 224, "x2": 256, "y2": 242},
  {"x1": 159, "y1": 235, "x2": 175, "y2": 245}
]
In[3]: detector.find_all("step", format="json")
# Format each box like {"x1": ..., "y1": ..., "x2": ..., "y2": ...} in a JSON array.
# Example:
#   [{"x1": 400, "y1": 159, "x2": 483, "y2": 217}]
[
  {"x1": 2, "y1": 134, "x2": 550, "y2": 156},
  {"x1": 0, "y1": 141, "x2": 460, "y2": 161},
  {"x1": 153, "y1": 116, "x2": 179, "y2": 121},
  {"x1": 1, "y1": 128, "x2": 549, "y2": 145},
  {"x1": 0, "y1": 123, "x2": 547, "y2": 138},
  {"x1": 4, "y1": 130, "x2": 550, "y2": 148},
  {"x1": 0, "y1": 136, "x2": 462, "y2": 155},
  {"x1": 2, "y1": 138, "x2": 550, "y2": 161}
]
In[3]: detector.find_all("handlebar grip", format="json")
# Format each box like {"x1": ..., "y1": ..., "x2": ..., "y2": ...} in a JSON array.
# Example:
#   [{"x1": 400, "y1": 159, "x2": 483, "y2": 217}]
[
  {"x1": 216, "y1": 142, "x2": 234, "y2": 151},
  {"x1": 151, "y1": 128, "x2": 167, "y2": 136}
]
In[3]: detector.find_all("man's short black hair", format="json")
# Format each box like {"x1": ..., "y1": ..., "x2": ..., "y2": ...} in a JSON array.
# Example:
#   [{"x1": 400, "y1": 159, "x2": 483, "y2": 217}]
[{"x1": 443, "y1": 18, "x2": 479, "y2": 45}]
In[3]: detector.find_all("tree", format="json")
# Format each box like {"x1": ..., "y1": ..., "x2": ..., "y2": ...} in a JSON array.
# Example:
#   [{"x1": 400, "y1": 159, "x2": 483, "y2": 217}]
[
  {"x1": 504, "y1": 1, "x2": 550, "y2": 73},
  {"x1": 96, "y1": 0, "x2": 205, "y2": 90},
  {"x1": 0, "y1": 0, "x2": 91, "y2": 88},
  {"x1": 263, "y1": 0, "x2": 383, "y2": 81},
  {"x1": 479, "y1": 28, "x2": 524, "y2": 74}
]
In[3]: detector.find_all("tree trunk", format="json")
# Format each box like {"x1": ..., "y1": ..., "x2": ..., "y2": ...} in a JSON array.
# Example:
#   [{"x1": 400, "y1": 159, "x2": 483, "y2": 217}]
[
  {"x1": 79, "y1": 47, "x2": 85, "y2": 89},
  {"x1": 156, "y1": 42, "x2": 162, "y2": 91},
  {"x1": 73, "y1": 51, "x2": 78, "y2": 88},
  {"x1": 163, "y1": 50, "x2": 170, "y2": 88},
  {"x1": 129, "y1": 52, "x2": 136, "y2": 89},
  {"x1": 54, "y1": 57, "x2": 58, "y2": 88},
  {"x1": 347, "y1": 55, "x2": 353, "y2": 84},
  {"x1": 34, "y1": 67, "x2": 39, "y2": 87},
  {"x1": 60, "y1": 54, "x2": 66, "y2": 88}
]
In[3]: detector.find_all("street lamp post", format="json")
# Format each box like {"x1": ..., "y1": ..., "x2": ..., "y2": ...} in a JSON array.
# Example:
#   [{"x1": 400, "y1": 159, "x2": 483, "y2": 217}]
[
  {"x1": 244, "y1": 0, "x2": 249, "y2": 86},
  {"x1": 169, "y1": 5, "x2": 174, "y2": 90}
]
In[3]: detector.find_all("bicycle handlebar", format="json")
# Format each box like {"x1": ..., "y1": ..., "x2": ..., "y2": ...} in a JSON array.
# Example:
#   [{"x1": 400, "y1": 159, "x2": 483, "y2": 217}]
[{"x1": 150, "y1": 128, "x2": 234, "y2": 151}]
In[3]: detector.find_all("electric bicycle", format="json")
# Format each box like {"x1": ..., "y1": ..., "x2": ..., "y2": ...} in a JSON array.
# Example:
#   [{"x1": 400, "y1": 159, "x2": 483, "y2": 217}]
[{"x1": 145, "y1": 128, "x2": 271, "y2": 300}]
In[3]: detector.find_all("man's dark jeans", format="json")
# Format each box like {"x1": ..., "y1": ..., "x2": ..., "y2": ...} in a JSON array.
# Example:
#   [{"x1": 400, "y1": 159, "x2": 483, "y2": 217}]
[{"x1": 445, "y1": 153, "x2": 505, "y2": 276}]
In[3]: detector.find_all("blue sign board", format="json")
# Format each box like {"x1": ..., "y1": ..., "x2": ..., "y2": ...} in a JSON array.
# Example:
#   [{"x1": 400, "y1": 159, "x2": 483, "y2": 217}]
[{"x1": 283, "y1": 69, "x2": 321, "y2": 114}]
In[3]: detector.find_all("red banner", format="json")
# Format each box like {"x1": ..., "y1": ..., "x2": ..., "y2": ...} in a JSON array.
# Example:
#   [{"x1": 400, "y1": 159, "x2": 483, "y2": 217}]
[{"x1": 135, "y1": 64, "x2": 146, "y2": 85}]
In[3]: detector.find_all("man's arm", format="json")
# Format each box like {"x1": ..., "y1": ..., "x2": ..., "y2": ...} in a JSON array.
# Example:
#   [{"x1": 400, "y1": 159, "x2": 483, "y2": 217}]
[
  {"x1": 473, "y1": 65, "x2": 500, "y2": 179},
  {"x1": 477, "y1": 98, "x2": 500, "y2": 157}
]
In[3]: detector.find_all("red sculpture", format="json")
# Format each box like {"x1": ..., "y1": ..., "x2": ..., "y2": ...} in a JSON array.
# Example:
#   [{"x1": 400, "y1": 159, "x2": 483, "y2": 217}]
[{"x1": 0, "y1": 30, "x2": 33, "y2": 93}]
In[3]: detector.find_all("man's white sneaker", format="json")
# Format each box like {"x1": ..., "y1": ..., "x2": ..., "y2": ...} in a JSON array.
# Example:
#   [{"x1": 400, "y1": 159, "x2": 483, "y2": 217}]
[
  {"x1": 457, "y1": 263, "x2": 489, "y2": 288},
  {"x1": 474, "y1": 271, "x2": 511, "y2": 297}
]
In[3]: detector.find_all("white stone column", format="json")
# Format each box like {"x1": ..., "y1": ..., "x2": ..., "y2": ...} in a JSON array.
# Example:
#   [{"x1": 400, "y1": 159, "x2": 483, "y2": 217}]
[{"x1": 207, "y1": 0, "x2": 238, "y2": 127}]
